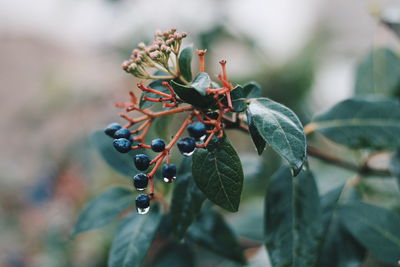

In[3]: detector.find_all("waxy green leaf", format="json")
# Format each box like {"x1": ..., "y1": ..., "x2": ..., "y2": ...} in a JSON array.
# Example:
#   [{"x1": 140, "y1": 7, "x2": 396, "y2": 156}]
[
  {"x1": 243, "y1": 82, "x2": 262, "y2": 98},
  {"x1": 92, "y1": 131, "x2": 144, "y2": 177},
  {"x1": 312, "y1": 98, "x2": 400, "y2": 150},
  {"x1": 73, "y1": 187, "x2": 134, "y2": 235},
  {"x1": 264, "y1": 167, "x2": 321, "y2": 267},
  {"x1": 247, "y1": 97, "x2": 306, "y2": 175},
  {"x1": 246, "y1": 109, "x2": 266, "y2": 155},
  {"x1": 191, "y1": 72, "x2": 211, "y2": 96},
  {"x1": 188, "y1": 210, "x2": 246, "y2": 264},
  {"x1": 108, "y1": 210, "x2": 161, "y2": 267},
  {"x1": 170, "y1": 80, "x2": 216, "y2": 109},
  {"x1": 178, "y1": 45, "x2": 193, "y2": 82},
  {"x1": 170, "y1": 157, "x2": 206, "y2": 239},
  {"x1": 192, "y1": 138, "x2": 244, "y2": 212},
  {"x1": 390, "y1": 150, "x2": 400, "y2": 186},
  {"x1": 338, "y1": 202, "x2": 400, "y2": 264}
]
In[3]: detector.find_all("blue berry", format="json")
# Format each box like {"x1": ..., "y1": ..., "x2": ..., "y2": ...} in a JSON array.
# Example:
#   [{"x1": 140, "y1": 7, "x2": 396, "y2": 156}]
[
  {"x1": 206, "y1": 111, "x2": 219, "y2": 120},
  {"x1": 151, "y1": 138, "x2": 165, "y2": 152},
  {"x1": 133, "y1": 173, "x2": 148, "y2": 190},
  {"x1": 134, "y1": 154, "x2": 151, "y2": 171},
  {"x1": 187, "y1": 122, "x2": 206, "y2": 139},
  {"x1": 162, "y1": 164, "x2": 177, "y2": 183},
  {"x1": 177, "y1": 137, "x2": 196, "y2": 155},
  {"x1": 136, "y1": 194, "x2": 150, "y2": 214},
  {"x1": 113, "y1": 138, "x2": 132, "y2": 153},
  {"x1": 114, "y1": 128, "x2": 131, "y2": 139},
  {"x1": 104, "y1": 123, "x2": 121, "y2": 137}
]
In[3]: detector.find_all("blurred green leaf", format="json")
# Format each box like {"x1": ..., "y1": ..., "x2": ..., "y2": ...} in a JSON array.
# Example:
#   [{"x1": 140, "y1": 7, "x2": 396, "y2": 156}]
[
  {"x1": 152, "y1": 115, "x2": 172, "y2": 141},
  {"x1": 247, "y1": 98, "x2": 306, "y2": 175},
  {"x1": 191, "y1": 72, "x2": 211, "y2": 96},
  {"x1": 170, "y1": 80, "x2": 216, "y2": 109},
  {"x1": 338, "y1": 202, "x2": 400, "y2": 264},
  {"x1": 150, "y1": 242, "x2": 195, "y2": 267},
  {"x1": 192, "y1": 138, "x2": 244, "y2": 212},
  {"x1": 389, "y1": 150, "x2": 400, "y2": 186},
  {"x1": 188, "y1": 210, "x2": 246, "y2": 264},
  {"x1": 92, "y1": 131, "x2": 144, "y2": 177},
  {"x1": 264, "y1": 167, "x2": 320, "y2": 267},
  {"x1": 355, "y1": 48, "x2": 400, "y2": 96},
  {"x1": 312, "y1": 98, "x2": 400, "y2": 150},
  {"x1": 108, "y1": 210, "x2": 161, "y2": 267},
  {"x1": 73, "y1": 187, "x2": 134, "y2": 235},
  {"x1": 243, "y1": 82, "x2": 261, "y2": 98},
  {"x1": 140, "y1": 79, "x2": 171, "y2": 109},
  {"x1": 316, "y1": 186, "x2": 366, "y2": 267},
  {"x1": 170, "y1": 157, "x2": 206, "y2": 239},
  {"x1": 178, "y1": 45, "x2": 193, "y2": 82}
]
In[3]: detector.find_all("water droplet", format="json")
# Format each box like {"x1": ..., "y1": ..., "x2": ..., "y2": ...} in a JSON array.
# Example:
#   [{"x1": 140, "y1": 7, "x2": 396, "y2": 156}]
[
  {"x1": 163, "y1": 176, "x2": 176, "y2": 183},
  {"x1": 199, "y1": 135, "x2": 206, "y2": 141},
  {"x1": 137, "y1": 206, "x2": 150, "y2": 214},
  {"x1": 183, "y1": 150, "x2": 195, "y2": 157},
  {"x1": 136, "y1": 188, "x2": 146, "y2": 191}
]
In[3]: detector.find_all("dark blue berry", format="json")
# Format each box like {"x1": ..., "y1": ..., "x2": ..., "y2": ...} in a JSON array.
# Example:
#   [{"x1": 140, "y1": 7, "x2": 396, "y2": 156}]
[
  {"x1": 187, "y1": 122, "x2": 206, "y2": 139},
  {"x1": 136, "y1": 194, "x2": 150, "y2": 209},
  {"x1": 104, "y1": 123, "x2": 121, "y2": 137},
  {"x1": 134, "y1": 154, "x2": 151, "y2": 171},
  {"x1": 113, "y1": 138, "x2": 132, "y2": 153},
  {"x1": 177, "y1": 137, "x2": 196, "y2": 154},
  {"x1": 206, "y1": 111, "x2": 219, "y2": 120},
  {"x1": 162, "y1": 164, "x2": 177, "y2": 183},
  {"x1": 151, "y1": 138, "x2": 165, "y2": 152},
  {"x1": 114, "y1": 128, "x2": 131, "y2": 139},
  {"x1": 133, "y1": 173, "x2": 148, "y2": 190}
]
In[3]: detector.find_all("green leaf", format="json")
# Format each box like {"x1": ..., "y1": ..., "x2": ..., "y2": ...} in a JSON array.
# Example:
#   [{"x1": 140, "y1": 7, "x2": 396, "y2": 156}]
[
  {"x1": 187, "y1": 210, "x2": 246, "y2": 264},
  {"x1": 316, "y1": 186, "x2": 366, "y2": 267},
  {"x1": 152, "y1": 115, "x2": 172, "y2": 141},
  {"x1": 108, "y1": 210, "x2": 161, "y2": 267},
  {"x1": 230, "y1": 85, "x2": 247, "y2": 112},
  {"x1": 170, "y1": 157, "x2": 206, "y2": 239},
  {"x1": 355, "y1": 48, "x2": 400, "y2": 96},
  {"x1": 191, "y1": 72, "x2": 211, "y2": 96},
  {"x1": 338, "y1": 202, "x2": 400, "y2": 264},
  {"x1": 247, "y1": 97, "x2": 306, "y2": 175},
  {"x1": 73, "y1": 187, "x2": 134, "y2": 235},
  {"x1": 246, "y1": 109, "x2": 266, "y2": 155},
  {"x1": 192, "y1": 137, "x2": 244, "y2": 212},
  {"x1": 151, "y1": 242, "x2": 195, "y2": 267},
  {"x1": 139, "y1": 79, "x2": 171, "y2": 109},
  {"x1": 178, "y1": 45, "x2": 193, "y2": 82},
  {"x1": 390, "y1": 150, "x2": 400, "y2": 186},
  {"x1": 170, "y1": 80, "x2": 216, "y2": 109},
  {"x1": 264, "y1": 167, "x2": 321, "y2": 267},
  {"x1": 312, "y1": 98, "x2": 400, "y2": 150},
  {"x1": 91, "y1": 131, "x2": 144, "y2": 177},
  {"x1": 243, "y1": 82, "x2": 261, "y2": 98}
]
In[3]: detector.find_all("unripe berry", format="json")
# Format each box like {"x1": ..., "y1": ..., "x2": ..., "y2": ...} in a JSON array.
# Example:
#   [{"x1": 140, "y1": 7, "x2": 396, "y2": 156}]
[
  {"x1": 162, "y1": 164, "x2": 177, "y2": 183},
  {"x1": 151, "y1": 138, "x2": 166, "y2": 152},
  {"x1": 105, "y1": 123, "x2": 121, "y2": 137},
  {"x1": 134, "y1": 154, "x2": 151, "y2": 171},
  {"x1": 133, "y1": 173, "x2": 148, "y2": 190},
  {"x1": 113, "y1": 138, "x2": 132, "y2": 153},
  {"x1": 187, "y1": 122, "x2": 206, "y2": 139},
  {"x1": 177, "y1": 137, "x2": 196, "y2": 156},
  {"x1": 114, "y1": 128, "x2": 131, "y2": 139},
  {"x1": 136, "y1": 194, "x2": 150, "y2": 214}
]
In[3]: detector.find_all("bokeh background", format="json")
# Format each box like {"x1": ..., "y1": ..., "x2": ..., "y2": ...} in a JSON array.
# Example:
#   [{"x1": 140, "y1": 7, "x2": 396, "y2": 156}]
[{"x1": 1, "y1": 0, "x2": 400, "y2": 266}]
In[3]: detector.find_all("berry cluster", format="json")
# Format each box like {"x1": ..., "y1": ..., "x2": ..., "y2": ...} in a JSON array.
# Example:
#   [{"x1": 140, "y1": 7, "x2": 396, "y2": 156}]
[
  {"x1": 104, "y1": 28, "x2": 238, "y2": 214},
  {"x1": 104, "y1": 119, "x2": 206, "y2": 214}
]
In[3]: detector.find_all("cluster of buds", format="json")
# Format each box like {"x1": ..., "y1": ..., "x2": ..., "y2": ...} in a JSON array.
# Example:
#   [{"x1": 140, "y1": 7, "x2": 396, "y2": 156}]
[
  {"x1": 121, "y1": 28, "x2": 187, "y2": 80},
  {"x1": 106, "y1": 29, "x2": 242, "y2": 214}
]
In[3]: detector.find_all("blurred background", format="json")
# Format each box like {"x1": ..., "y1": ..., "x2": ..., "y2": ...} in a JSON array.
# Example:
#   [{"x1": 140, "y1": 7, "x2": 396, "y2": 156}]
[{"x1": 1, "y1": 0, "x2": 400, "y2": 266}]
